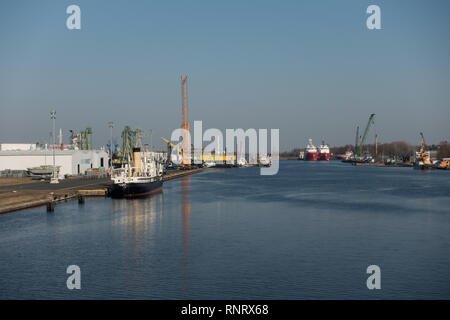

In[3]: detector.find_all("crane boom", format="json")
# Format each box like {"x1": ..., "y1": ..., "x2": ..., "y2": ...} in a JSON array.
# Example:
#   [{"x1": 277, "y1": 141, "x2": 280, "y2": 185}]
[
  {"x1": 161, "y1": 136, "x2": 184, "y2": 157},
  {"x1": 357, "y1": 113, "x2": 375, "y2": 157},
  {"x1": 160, "y1": 137, "x2": 177, "y2": 148},
  {"x1": 419, "y1": 132, "x2": 425, "y2": 153}
]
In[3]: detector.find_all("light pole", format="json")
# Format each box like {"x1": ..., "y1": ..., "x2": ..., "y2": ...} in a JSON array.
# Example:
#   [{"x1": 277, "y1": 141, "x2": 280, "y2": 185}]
[
  {"x1": 50, "y1": 110, "x2": 59, "y2": 184},
  {"x1": 108, "y1": 121, "x2": 114, "y2": 173}
]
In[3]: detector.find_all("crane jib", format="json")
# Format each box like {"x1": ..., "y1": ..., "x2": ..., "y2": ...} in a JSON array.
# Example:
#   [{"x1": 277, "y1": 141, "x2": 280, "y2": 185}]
[{"x1": 357, "y1": 114, "x2": 376, "y2": 157}]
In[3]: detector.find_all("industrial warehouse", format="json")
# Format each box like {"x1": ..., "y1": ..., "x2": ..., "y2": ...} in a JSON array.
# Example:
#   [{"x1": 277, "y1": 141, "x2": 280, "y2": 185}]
[
  {"x1": 0, "y1": 128, "x2": 109, "y2": 178},
  {"x1": 0, "y1": 149, "x2": 109, "y2": 177}
]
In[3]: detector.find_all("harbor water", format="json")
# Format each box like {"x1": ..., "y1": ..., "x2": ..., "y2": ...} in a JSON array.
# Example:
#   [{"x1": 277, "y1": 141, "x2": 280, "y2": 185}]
[{"x1": 0, "y1": 161, "x2": 449, "y2": 299}]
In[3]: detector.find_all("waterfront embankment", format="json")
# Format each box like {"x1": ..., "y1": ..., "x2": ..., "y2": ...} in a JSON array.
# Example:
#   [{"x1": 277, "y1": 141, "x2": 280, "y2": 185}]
[{"x1": 0, "y1": 168, "x2": 203, "y2": 214}]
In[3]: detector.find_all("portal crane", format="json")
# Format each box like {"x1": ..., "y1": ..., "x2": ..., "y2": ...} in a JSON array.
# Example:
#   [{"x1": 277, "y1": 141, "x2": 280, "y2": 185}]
[
  {"x1": 161, "y1": 137, "x2": 183, "y2": 166},
  {"x1": 161, "y1": 136, "x2": 177, "y2": 149}
]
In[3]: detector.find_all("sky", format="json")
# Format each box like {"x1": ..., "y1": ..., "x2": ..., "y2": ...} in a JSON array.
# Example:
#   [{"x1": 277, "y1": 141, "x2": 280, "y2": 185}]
[{"x1": 0, "y1": 0, "x2": 449, "y2": 151}]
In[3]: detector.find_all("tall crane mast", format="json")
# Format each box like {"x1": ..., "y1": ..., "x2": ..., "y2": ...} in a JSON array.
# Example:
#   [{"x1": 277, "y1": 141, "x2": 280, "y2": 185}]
[
  {"x1": 181, "y1": 75, "x2": 190, "y2": 167},
  {"x1": 357, "y1": 114, "x2": 375, "y2": 157}
]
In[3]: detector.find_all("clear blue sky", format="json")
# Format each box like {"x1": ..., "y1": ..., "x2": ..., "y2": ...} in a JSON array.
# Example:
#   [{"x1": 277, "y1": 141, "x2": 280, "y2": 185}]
[{"x1": 1, "y1": 0, "x2": 449, "y2": 151}]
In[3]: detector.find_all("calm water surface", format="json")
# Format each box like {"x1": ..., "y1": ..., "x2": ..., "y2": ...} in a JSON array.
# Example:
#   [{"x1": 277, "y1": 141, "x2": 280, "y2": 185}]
[{"x1": 1, "y1": 161, "x2": 449, "y2": 299}]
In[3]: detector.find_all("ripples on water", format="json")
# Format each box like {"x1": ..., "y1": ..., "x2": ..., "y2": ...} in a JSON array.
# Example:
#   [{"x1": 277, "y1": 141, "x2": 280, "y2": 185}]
[{"x1": 0, "y1": 161, "x2": 449, "y2": 299}]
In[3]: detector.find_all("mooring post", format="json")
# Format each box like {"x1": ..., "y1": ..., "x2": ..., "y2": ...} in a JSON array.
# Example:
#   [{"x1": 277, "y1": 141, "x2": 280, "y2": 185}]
[{"x1": 47, "y1": 201, "x2": 55, "y2": 212}]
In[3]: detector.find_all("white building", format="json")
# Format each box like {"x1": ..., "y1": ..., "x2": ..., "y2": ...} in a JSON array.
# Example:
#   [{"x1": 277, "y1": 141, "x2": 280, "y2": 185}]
[
  {"x1": 0, "y1": 143, "x2": 37, "y2": 151},
  {"x1": 0, "y1": 149, "x2": 110, "y2": 176}
]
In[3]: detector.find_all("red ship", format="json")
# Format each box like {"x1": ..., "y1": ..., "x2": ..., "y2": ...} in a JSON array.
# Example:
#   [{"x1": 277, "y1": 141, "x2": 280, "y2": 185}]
[
  {"x1": 318, "y1": 141, "x2": 330, "y2": 161},
  {"x1": 305, "y1": 139, "x2": 318, "y2": 161}
]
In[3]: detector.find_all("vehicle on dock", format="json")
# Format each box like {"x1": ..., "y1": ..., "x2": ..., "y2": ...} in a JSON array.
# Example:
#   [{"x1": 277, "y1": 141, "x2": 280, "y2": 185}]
[
  {"x1": 436, "y1": 159, "x2": 450, "y2": 170},
  {"x1": 214, "y1": 162, "x2": 234, "y2": 168},
  {"x1": 203, "y1": 160, "x2": 216, "y2": 168},
  {"x1": 384, "y1": 158, "x2": 400, "y2": 165}
]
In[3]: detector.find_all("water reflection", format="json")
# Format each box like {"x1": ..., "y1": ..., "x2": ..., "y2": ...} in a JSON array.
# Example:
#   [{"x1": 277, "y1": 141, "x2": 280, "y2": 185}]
[
  {"x1": 2, "y1": 161, "x2": 450, "y2": 299},
  {"x1": 181, "y1": 176, "x2": 191, "y2": 288},
  {"x1": 110, "y1": 194, "x2": 163, "y2": 267},
  {"x1": 110, "y1": 194, "x2": 163, "y2": 233}
]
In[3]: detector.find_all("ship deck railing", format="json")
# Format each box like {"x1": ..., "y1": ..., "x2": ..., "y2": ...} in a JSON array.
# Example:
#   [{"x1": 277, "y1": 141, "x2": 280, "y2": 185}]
[{"x1": 111, "y1": 167, "x2": 157, "y2": 178}]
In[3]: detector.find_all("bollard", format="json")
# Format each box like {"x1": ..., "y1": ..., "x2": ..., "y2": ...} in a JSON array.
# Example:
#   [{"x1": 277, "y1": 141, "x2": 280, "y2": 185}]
[
  {"x1": 78, "y1": 195, "x2": 85, "y2": 204},
  {"x1": 47, "y1": 201, "x2": 55, "y2": 212}
]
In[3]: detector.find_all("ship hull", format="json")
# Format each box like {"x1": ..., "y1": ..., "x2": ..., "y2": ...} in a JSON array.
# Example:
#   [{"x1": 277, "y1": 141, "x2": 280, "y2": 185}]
[
  {"x1": 109, "y1": 179, "x2": 163, "y2": 198},
  {"x1": 305, "y1": 152, "x2": 318, "y2": 161},
  {"x1": 318, "y1": 153, "x2": 330, "y2": 161},
  {"x1": 413, "y1": 163, "x2": 434, "y2": 170}
]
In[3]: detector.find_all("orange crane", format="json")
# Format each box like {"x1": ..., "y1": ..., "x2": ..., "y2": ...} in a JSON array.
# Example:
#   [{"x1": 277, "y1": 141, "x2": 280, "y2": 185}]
[{"x1": 181, "y1": 75, "x2": 190, "y2": 167}]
